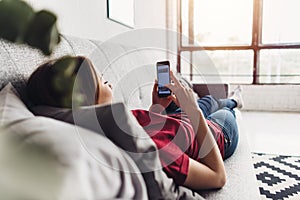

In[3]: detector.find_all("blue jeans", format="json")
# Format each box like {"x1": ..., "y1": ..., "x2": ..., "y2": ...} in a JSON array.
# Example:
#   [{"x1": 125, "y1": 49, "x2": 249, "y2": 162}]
[{"x1": 165, "y1": 95, "x2": 239, "y2": 159}]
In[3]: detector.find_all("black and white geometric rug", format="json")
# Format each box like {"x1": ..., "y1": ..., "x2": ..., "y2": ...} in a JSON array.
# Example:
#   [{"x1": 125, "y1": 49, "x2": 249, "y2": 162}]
[{"x1": 252, "y1": 153, "x2": 300, "y2": 200}]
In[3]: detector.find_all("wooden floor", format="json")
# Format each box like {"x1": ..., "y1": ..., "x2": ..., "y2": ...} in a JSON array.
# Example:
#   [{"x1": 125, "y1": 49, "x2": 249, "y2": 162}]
[{"x1": 241, "y1": 111, "x2": 300, "y2": 156}]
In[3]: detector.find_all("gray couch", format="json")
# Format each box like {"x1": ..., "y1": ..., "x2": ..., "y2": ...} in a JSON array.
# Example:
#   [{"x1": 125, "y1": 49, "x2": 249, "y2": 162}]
[{"x1": 0, "y1": 35, "x2": 260, "y2": 199}]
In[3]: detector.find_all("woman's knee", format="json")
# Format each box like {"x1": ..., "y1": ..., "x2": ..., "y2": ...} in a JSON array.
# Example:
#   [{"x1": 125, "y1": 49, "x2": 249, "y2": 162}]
[
  {"x1": 208, "y1": 108, "x2": 235, "y2": 123},
  {"x1": 223, "y1": 107, "x2": 236, "y2": 118},
  {"x1": 208, "y1": 109, "x2": 239, "y2": 138},
  {"x1": 198, "y1": 95, "x2": 219, "y2": 116}
]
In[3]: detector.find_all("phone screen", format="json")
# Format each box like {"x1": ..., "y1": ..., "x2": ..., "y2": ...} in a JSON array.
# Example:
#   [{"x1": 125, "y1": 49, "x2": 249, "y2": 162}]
[{"x1": 157, "y1": 61, "x2": 171, "y2": 97}]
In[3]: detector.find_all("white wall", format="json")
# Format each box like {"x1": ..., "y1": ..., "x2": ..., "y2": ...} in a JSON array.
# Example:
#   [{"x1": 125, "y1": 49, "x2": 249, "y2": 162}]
[{"x1": 25, "y1": 0, "x2": 167, "y2": 41}]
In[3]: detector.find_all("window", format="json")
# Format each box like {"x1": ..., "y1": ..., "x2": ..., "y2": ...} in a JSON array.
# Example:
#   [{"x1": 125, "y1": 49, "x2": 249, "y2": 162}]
[{"x1": 178, "y1": 0, "x2": 300, "y2": 84}]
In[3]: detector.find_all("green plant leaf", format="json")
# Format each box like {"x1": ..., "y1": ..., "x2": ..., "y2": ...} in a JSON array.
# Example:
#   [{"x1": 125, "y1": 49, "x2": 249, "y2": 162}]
[
  {"x1": 52, "y1": 56, "x2": 78, "y2": 93},
  {"x1": 0, "y1": 0, "x2": 34, "y2": 42},
  {"x1": 24, "y1": 10, "x2": 61, "y2": 55},
  {"x1": 52, "y1": 56, "x2": 78, "y2": 77},
  {"x1": 51, "y1": 56, "x2": 83, "y2": 107}
]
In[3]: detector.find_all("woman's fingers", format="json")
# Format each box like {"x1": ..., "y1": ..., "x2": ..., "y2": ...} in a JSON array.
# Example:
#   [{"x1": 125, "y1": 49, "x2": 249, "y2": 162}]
[
  {"x1": 170, "y1": 70, "x2": 181, "y2": 86},
  {"x1": 152, "y1": 79, "x2": 158, "y2": 91},
  {"x1": 165, "y1": 83, "x2": 175, "y2": 92},
  {"x1": 169, "y1": 94, "x2": 180, "y2": 107},
  {"x1": 165, "y1": 71, "x2": 181, "y2": 92}
]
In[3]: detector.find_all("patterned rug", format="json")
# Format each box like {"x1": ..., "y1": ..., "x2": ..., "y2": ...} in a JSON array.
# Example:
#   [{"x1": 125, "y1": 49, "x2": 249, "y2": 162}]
[{"x1": 252, "y1": 153, "x2": 300, "y2": 200}]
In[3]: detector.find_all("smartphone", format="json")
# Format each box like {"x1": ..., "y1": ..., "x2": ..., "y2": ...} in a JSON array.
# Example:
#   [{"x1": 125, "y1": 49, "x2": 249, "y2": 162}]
[{"x1": 156, "y1": 61, "x2": 171, "y2": 97}]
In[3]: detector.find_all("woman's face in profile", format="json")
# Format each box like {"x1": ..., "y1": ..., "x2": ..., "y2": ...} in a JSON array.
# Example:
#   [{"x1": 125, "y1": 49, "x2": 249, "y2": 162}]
[{"x1": 97, "y1": 74, "x2": 113, "y2": 105}]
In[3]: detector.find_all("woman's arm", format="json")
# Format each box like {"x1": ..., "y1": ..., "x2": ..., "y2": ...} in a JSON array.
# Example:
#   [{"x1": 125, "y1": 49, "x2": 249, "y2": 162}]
[
  {"x1": 184, "y1": 109, "x2": 226, "y2": 190},
  {"x1": 166, "y1": 71, "x2": 226, "y2": 190}
]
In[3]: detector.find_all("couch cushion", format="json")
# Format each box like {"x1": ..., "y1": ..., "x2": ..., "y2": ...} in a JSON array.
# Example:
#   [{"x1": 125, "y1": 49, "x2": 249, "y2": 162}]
[
  {"x1": 0, "y1": 83, "x2": 148, "y2": 199},
  {"x1": 0, "y1": 38, "x2": 75, "y2": 92},
  {"x1": 32, "y1": 103, "x2": 159, "y2": 164}
]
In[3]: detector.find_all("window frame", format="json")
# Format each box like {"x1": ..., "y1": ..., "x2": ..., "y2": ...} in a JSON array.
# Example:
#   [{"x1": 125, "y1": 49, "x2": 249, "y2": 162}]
[{"x1": 177, "y1": 0, "x2": 300, "y2": 84}]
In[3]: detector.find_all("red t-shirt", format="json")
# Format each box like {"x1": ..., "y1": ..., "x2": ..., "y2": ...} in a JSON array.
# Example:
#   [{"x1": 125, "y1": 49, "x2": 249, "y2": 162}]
[{"x1": 131, "y1": 109, "x2": 224, "y2": 185}]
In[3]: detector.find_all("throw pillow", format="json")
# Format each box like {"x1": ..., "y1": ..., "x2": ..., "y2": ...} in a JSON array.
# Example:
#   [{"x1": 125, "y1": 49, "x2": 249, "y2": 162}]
[
  {"x1": 1, "y1": 116, "x2": 147, "y2": 199},
  {"x1": 0, "y1": 83, "x2": 34, "y2": 126},
  {"x1": 32, "y1": 103, "x2": 159, "y2": 167},
  {"x1": 0, "y1": 83, "x2": 147, "y2": 199}
]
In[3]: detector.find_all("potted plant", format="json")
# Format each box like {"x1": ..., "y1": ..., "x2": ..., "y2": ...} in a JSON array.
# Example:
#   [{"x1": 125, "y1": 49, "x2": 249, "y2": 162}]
[{"x1": 0, "y1": 0, "x2": 83, "y2": 106}]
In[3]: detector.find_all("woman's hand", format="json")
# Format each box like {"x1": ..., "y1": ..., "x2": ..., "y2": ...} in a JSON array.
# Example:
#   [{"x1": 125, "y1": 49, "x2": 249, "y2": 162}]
[
  {"x1": 149, "y1": 80, "x2": 174, "y2": 113},
  {"x1": 165, "y1": 71, "x2": 200, "y2": 116}
]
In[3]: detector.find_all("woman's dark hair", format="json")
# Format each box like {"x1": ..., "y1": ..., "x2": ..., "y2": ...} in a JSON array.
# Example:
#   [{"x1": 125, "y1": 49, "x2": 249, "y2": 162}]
[{"x1": 27, "y1": 56, "x2": 100, "y2": 108}]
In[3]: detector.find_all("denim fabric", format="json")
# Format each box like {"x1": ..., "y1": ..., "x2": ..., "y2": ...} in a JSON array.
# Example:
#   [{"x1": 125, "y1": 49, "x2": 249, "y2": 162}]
[{"x1": 165, "y1": 95, "x2": 239, "y2": 160}]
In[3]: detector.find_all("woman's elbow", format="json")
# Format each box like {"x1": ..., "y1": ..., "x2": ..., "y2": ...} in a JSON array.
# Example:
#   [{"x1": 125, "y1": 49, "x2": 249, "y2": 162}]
[{"x1": 215, "y1": 173, "x2": 226, "y2": 188}]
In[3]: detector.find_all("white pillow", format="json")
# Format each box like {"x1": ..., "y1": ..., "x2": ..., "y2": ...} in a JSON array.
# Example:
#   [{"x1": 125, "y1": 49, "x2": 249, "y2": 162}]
[
  {"x1": 0, "y1": 83, "x2": 34, "y2": 126},
  {"x1": 0, "y1": 83, "x2": 147, "y2": 199},
  {"x1": 0, "y1": 116, "x2": 147, "y2": 199}
]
